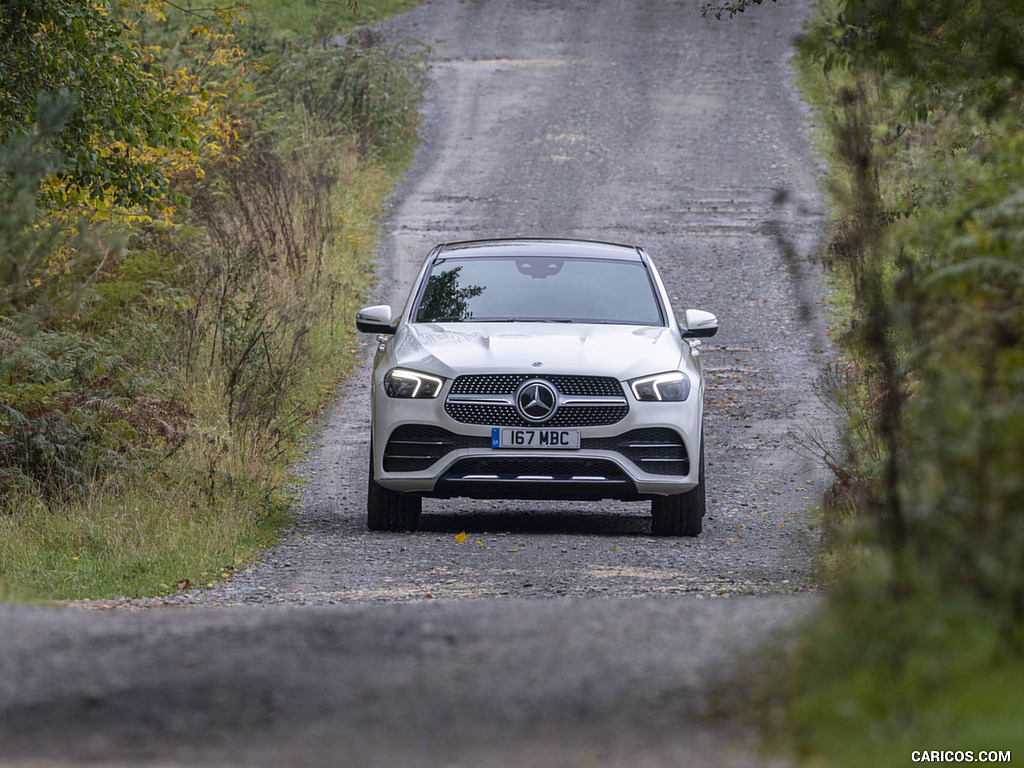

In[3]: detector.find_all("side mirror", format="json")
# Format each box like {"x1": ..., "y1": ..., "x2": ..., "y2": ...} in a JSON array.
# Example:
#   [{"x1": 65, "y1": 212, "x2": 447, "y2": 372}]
[
  {"x1": 356, "y1": 305, "x2": 398, "y2": 334},
  {"x1": 680, "y1": 309, "x2": 719, "y2": 339}
]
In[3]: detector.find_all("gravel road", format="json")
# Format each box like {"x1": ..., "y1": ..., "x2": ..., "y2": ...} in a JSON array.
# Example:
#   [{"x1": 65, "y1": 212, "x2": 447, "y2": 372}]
[{"x1": 0, "y1": 0, "x2": 831, "y2": 765}]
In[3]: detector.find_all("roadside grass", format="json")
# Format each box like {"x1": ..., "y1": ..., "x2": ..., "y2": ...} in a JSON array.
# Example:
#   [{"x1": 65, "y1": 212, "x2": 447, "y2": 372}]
[
  {"x1": 780, "y1": 657, "x2": 1024, "y2": 766},
  {"x1": 287, "y1": 158, "x2": 394, "y2": 409},
  {"x1": 0, "y1": 1, "x2": 420, "y2": 601},
  {"x1": 245, "y1": 0, "x2": 419, "y2": 38},
  {"x1": 771, "y1": 594, "x2": 1024, "y2": 766},
  {"x1": 0, "y1": 469, "x2": 289, "y2": 601}
]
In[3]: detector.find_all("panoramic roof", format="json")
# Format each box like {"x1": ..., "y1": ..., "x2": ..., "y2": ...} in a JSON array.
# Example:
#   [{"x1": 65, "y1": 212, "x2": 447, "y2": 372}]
[{"x1": 435, "y1": 238, "x2": 643, "y2": 261}]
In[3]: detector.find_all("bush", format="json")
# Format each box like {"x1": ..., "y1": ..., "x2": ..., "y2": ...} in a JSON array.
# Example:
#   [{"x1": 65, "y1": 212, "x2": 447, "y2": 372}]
[
  {"x1": 0, "y1": 330, "x2": 187, "y2": 499},
  {"x1": 0, "y1": 2, "x2": 423, "y2": 599},
  {"x1": 252, "y1": 26, "x2": 426, "y2": 161},
  {"x1": 765, "y1": 0, "x2": 1024, "y2": 761}
]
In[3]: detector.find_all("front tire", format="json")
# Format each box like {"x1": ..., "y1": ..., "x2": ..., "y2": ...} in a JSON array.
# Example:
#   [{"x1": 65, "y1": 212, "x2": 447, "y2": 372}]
[
  {"x1": 367, "y1": 446, "x2": 422, "y2": 532},
  {"x1": 651, "y1": 437, "x2": 705, "y2": 537}
]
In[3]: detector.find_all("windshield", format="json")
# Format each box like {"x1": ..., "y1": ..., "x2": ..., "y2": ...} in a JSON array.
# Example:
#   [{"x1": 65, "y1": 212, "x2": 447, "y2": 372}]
[{"x1": 412, "y1": 256, "x2": 665, "y2": 325}]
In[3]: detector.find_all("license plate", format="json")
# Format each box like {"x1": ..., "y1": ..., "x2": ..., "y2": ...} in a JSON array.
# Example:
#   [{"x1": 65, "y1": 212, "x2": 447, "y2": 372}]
[{"x1": 491, "y1": 427, "x2": 580, "y2": 449}]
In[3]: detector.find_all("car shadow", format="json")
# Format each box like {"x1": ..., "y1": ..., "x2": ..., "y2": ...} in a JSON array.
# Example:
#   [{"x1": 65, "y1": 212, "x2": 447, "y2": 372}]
[{"x1": 416, "y1": 507, "x2": 652, "y2": 536}]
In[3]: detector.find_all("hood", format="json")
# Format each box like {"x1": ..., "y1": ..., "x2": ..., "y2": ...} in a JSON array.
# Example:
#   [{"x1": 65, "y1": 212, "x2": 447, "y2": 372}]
[{"x1": 391, "y1": 323, "x2": 685, "y2": 381}]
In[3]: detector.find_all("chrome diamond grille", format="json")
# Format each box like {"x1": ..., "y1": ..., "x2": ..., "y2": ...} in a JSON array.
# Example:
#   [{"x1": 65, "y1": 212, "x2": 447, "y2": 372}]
[
  {"x1": 445, "y1": 403, "x2": 630, "y2": 428},
  {"x1": 449, "y1": 374, "x2": 530, "y2": 395},
  {"x1": 547, "y1": 375, "x2": 624, "y2": 397},
  {"x1": 445, "y1": 374, "x2": 628, "y2": 427},
  {"x1": 449, "y1": 374, "x2": 623, "y2": 397}
]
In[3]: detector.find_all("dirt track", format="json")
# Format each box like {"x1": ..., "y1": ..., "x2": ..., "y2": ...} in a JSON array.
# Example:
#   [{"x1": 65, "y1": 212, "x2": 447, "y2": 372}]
[{"x1": 0, "y1": 1, "x2": 830, "y2": 765}]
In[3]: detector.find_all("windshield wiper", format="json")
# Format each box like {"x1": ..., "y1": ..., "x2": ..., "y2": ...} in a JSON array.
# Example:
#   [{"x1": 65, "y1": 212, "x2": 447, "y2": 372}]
[{"x1": 481, "y1": 317, "x2": 575, "y2": 323}]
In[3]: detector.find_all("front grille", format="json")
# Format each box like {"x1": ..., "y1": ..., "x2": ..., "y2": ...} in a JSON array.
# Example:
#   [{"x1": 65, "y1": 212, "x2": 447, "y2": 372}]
[
  {"x1": 546, "y1": 375, "x2": 624, "y2": 397},
  {"x1": 444, "y1": 403, "x2": 629, "y2": 428},
  {"x1": 584, "y1": 428, "x2": 689, "y2": 476},
  {"x1": 449, "y1": 374, "x2": 623, "y2": 397},
  {"x1": 383, "y1": 425, "x2": 489, "y2": 472},
  {"x1": 449, "y1": 374, "x2": 531, "y2": 396},
  {"x1": 445, "y1": 374, "x2": 628, "y2": 427}
]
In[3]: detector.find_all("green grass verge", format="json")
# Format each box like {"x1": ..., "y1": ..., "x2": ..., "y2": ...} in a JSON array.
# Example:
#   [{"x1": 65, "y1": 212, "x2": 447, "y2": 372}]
[
  {"x1": 246, "y1": 0, "x2": 419, "y2": 38},
  {"x1": 0, "y1": 475, "x2": 290, "y2": 601},
  {"x1": 774, "y1": 615, "x2": 1024, "y2": 765}
]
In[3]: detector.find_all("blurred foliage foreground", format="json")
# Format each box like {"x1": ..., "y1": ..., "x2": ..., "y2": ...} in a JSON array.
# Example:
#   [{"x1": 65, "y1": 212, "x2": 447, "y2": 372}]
[
  {"x1": 768, "y1": 0, "x2": 1024, "y2": 764},
  {"x1": 0, "y1": 0, "x2": 424, "y2": 600}
]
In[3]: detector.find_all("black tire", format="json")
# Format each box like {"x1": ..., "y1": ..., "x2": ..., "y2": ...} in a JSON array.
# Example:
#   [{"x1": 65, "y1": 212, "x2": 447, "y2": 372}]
[
  {"x1": 651, "y1": 436, "x2": 705, "y2": 537},
  {"x1": 367, "y1": 445, "x2": 421, "y2": 532}
]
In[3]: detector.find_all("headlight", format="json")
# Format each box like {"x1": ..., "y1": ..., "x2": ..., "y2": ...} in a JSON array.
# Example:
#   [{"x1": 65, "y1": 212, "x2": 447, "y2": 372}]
[
  {"x1": 383, "y1": 368, "x2": 445, "y2": 398},
  {"x1": 630, "y1": 372, "x2": 691, "y2": 402}
]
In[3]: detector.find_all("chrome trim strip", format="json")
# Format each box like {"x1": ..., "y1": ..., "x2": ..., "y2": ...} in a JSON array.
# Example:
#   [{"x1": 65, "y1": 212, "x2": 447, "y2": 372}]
[
  {"x1": 559, "y1": 396, "x2": 628, "y2": 406},
  {"x1": 446, "y1": 394, "x2": 625, "y2": 407},
  {"x1": 446, "y1": 394, "x2": 516, "y2": 405}
]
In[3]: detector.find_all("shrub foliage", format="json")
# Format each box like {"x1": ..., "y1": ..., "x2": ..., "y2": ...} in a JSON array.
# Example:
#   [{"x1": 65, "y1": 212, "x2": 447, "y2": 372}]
[
  {"x1": 802, "y1": 0, "x2": 1024, "y2": 642},
  {"x1": 772, "y1": 0, "x2": 1024, "y2": 760},
  {"x1": 0, "y1": 0, "x2": 423, "y2": 598}
]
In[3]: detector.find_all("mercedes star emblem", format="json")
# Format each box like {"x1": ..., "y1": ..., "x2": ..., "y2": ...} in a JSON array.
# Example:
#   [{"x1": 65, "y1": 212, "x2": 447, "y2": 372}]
[{"x1": 515, "y1": 379, "x2": 558, "y2": 423}]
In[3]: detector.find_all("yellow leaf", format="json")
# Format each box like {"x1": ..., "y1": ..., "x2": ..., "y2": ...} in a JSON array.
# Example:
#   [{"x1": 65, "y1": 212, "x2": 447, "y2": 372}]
[{"x1": 455, "y1": 532, "x2": 467, "y2": 543}]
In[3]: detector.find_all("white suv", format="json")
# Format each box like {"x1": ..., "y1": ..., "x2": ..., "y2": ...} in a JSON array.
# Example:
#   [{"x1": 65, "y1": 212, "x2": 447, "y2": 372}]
[{"x1": 356, "y1": 239, "x2": 718, "y2": 535}]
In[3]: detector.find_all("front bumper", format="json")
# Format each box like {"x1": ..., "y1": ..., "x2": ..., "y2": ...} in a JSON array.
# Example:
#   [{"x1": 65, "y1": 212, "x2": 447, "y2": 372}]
[{"x1": 370, "y1": 387, "x2": 703, "y2": 500}]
